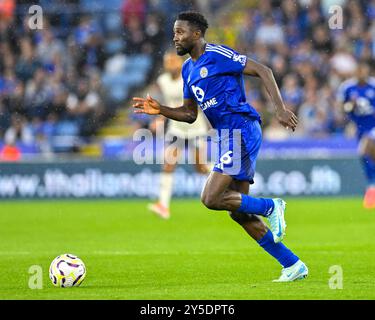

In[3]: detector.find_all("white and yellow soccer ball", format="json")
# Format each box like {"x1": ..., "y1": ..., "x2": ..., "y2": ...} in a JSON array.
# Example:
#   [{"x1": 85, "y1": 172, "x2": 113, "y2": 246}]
[{"x1": 49, "y1": 254, "x2": 86, "y2": 287}]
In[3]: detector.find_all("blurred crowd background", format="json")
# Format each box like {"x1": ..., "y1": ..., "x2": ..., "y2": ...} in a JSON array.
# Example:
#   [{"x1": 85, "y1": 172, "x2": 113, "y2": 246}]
[{"x1": 0, "y1": 0, "x2": 374, "y2": 159}]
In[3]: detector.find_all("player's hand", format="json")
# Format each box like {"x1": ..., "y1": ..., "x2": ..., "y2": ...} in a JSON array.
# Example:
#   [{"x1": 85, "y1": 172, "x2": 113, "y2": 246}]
[
  {"x1": 276, "y1": 108, "x2": 298, "y2": 132},
  {"x1": 132, "y1": 94, "x2": 161, "y2": 115},
  {"x1": 343, "y1": 101, "x2": 355, "y2": 113}
]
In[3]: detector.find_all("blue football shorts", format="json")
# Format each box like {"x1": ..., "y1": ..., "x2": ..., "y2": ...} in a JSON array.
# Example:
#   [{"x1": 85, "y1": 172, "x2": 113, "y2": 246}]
[{"x1": 212, "y1": 119, "x2": 262, "y2": 183}]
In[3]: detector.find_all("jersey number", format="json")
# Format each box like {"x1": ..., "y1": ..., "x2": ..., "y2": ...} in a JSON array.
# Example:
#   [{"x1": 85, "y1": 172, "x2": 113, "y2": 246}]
[{"x1": 215, "y1": 151, "x2": 233, "y2": 170}]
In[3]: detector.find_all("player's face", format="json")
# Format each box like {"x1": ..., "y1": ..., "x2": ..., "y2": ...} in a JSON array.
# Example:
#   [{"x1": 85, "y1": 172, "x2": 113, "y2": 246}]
[
  {"x1": 357, "y1": 64, "x2": 370, "y2": 82},
  {"x1": 173, "y1": 20, "x2": 196, "y2": 56}
]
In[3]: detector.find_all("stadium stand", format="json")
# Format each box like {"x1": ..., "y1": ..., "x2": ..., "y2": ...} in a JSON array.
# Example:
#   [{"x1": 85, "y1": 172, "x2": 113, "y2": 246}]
[{"x1": 0, "y1": 0, "x2": 374, "y2": 160}]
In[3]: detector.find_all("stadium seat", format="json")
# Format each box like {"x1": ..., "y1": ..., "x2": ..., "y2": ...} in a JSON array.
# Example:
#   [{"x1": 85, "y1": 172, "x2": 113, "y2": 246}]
[{"x1": 51, "y1": 121, "x2": 80, "y2": 152}]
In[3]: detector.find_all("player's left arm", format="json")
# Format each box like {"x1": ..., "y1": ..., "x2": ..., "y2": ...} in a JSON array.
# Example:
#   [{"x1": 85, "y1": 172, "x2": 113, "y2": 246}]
[{"x1": 243, "y1": 57, "x2": 298, "y2": 131}]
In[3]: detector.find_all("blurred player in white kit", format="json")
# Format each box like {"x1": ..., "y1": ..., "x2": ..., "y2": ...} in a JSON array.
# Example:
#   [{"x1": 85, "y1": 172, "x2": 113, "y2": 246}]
[{"x1": 148, "y1": 51, "x2": 210, "y2": 219}]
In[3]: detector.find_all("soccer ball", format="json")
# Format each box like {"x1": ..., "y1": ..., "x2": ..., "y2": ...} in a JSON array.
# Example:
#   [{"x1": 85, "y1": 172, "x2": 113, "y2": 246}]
[{"x1": 49, "y1": 254, "x2": 86, "y2": 287}]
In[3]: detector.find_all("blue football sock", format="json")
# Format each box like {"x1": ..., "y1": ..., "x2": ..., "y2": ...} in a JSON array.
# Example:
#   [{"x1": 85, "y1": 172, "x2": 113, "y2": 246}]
[
  {"x1": 257, "y1": 230, "x2": 299, "y2": 268},
  {"x1": 237, "y1": 194, "x2": 274, "y2": 217},
  {"x1": 362, "y1": 156, "x2": 375, "y2": 186}
]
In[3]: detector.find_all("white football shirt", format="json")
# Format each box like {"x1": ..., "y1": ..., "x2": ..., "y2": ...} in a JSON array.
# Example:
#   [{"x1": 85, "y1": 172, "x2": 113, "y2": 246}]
[{"x1": 157, "y1": 72, "x2": 208, "y2": 139}]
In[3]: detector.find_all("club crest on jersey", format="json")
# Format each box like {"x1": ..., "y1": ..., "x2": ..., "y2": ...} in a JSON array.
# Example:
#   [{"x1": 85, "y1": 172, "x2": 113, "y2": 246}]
[{"x1": 200, "y1": 67, "x2": 208, "y2": 78}]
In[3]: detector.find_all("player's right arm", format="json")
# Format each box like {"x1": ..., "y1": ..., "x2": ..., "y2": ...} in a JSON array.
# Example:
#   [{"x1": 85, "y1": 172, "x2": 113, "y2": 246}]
[
  {"x1": 336, "y1": 80, "x2": 356, "y2": 115},
  {"x1": 243, "y1": 57, "x2": 298, "y2": 131},
  {"x1": 132, "y1": 94, "x2": 198, "y2": 123}
]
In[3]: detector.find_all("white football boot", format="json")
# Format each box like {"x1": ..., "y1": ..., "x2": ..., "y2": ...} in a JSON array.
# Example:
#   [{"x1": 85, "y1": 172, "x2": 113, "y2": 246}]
[
  {"x1": 273, "y1": 260, "x2": 309, "y2": 282},
  {"x1": 267, "y1": 198, "x2": 287, "y2": 243}
]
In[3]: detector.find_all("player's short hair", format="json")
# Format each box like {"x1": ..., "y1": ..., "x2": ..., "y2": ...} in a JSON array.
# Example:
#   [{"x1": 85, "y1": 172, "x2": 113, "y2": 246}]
[{"x1": 177, "y1": 11, "x2": 209, "y2": 36}]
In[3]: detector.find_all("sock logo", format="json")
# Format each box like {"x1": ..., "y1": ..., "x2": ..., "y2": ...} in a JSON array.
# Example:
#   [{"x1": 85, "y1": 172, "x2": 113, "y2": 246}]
[{"x1": 266, "y1": 206, "x2": 273, "y2": 216}]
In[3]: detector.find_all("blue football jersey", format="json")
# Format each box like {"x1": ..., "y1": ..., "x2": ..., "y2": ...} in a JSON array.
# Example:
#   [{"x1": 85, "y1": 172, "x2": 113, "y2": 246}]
[
  {"x1": 181, "y1": 43, "x2": 261, "y2": 131},
  {"x1": 337, "y1": 77, "x2": 375, "y2": 139}
]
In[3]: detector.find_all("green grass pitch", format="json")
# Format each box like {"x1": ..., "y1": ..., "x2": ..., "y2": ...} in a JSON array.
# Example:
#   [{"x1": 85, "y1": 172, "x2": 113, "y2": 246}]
[{"x1": 0, "y1": 198, "x2": 374, "y2": 300}]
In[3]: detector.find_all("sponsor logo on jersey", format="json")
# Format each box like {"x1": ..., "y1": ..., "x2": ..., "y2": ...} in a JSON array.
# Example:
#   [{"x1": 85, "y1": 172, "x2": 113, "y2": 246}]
[
  {"x1": 192, "y1": 85, "x2": 205, "y2": 102},
  {"x1": 200, "y1": 97, "x2": 218, "y2": 111},
  {"x1": 191, "y1": 85, "x2": 218, "y2": 110}
]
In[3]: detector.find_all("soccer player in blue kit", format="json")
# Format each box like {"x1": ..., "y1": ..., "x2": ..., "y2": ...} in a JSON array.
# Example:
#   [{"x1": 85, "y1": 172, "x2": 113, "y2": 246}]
[
  {"x1": 338, "y1": 61, "x2": 375, "y2": 209},
  {"x1": 133, "y1": 12, "x2": 308, "y2": 282}
]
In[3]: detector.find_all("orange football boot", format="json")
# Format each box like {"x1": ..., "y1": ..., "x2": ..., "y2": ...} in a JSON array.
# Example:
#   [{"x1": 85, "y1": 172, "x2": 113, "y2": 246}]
[
  {"x1": 148, "y1": 202, "x2": 170, "y2": 219},
  {"x1": 363, "y1": 186, "x2": 375, "y2": 209}
]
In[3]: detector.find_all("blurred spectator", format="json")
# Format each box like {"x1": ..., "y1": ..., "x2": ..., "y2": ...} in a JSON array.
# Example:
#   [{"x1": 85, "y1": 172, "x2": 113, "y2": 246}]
[
  {"x1": 24, "y1": 68, "x2": 53, "y2": 119},
  {"x1": 297, "y1": 90, "x2": 330, "y2": 137},
  {"x1": 76, "y1": 32, "x2": 106, "y2": 74},
  {"x1": 253, "y1": 0, "x2": 279, "y2": 27},
  {"x1": 330, "y1": 43, "x2": 358, "y2": 78},
  {"x1": 144, "y1": 12, "x2": 165, "y2": 57},
  {"x1": 66, "y1": 75, "x2": 105, "y2": 137},
  {"x1": 4, "y1": 113, "x2": 33, "y2": 146},
  {"x1": 121, "y1": 0, "x2": 147, "y2": 27},
  {"x1": 281, "y1": 74, "x2": 304, "y2": 112},
  {"x1": 270, "y1": 55, "x2": 289, "y2": 86},
  {"x1": 0, "y1": 0, "x2": 15, "y2": 21},
  {"x1": 0, "y1": 99, "x2": 10, "y2": 136},
  {"x1": 73, "y1": 15, "x2": 101, "y2": 47},
  {"x1": 123, "y1": 15, "x2": 147, "y2": 55},
  {"x1": 0, "y1": 68, "x2": 17, "y2": 96},
  {"x1": 15, "y1": 37, "x2": 41, "y2": 82},
  {"x1": 30, "y1": 113, "x2": 58, "y2": 154},
  {"x1": 238, "y1": 11, "x2": 256, "y2": 52},
  {"x1": 35, "y1": 29, "x2": 66, "y2": 69},
  {"x1": 281, "y1": 0, "x2": 305, "y2": 47},
  {"x1": 255, "y1": 15, "x2": 285, "y2": 46},
  {"x1": 312, "y1": 24, "x2": 334, "y2": 54},
  {"x1": 3, "y1": 82, "x2": 26, "y2": 116},
  {"x1": 304, "y1": 2, "x2": 325, "y2": 38}
]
